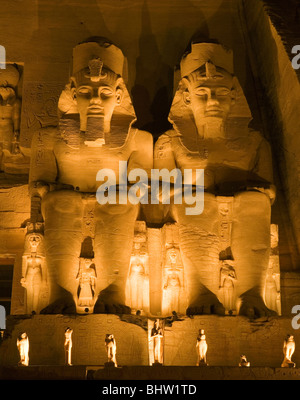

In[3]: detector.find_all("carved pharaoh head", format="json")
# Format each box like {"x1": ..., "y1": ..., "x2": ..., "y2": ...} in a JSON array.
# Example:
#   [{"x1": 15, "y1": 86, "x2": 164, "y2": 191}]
[
  {"x1": 0, "y1": 64, "x2": 20, "y2": 104},
  {"x1": 180, "y1": 42, "x2": 236, "y2": 133},
  {"x1": 68, "y1": 38, "x2": 125, "y2": 131}
]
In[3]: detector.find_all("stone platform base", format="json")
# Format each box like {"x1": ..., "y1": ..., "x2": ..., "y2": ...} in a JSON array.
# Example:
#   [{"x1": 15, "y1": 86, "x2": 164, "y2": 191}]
[
  {"x1": 1, "y1": 365, "x2": 300, "y2": 380},
  {"x1": 1, "y1": 314, "x2": 300, "y2": 368}
]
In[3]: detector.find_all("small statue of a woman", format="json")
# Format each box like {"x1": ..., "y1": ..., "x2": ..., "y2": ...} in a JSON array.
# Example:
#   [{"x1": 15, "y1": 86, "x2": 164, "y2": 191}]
[
  {"x1": 105, "y1": 334, "x2": 117, "y2": 367},
  {"x1": 17, "y1": 332, "x2": 29, "y2": 366},
  {"x1": 64, "y1": 327, "x2": 73, "y2": 366},
  {"x1": 196, "y1": 329, "x2": 208, "y2": 366}
]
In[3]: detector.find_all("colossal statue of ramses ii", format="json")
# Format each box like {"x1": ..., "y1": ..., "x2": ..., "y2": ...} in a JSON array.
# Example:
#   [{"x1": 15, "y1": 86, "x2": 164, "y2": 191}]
[
  {"x1": 28, "y1": 37, "x2": 153, "y2": 314},
  {"x1": 154, "y1": 42, "x2": 276, "y2": 318}
]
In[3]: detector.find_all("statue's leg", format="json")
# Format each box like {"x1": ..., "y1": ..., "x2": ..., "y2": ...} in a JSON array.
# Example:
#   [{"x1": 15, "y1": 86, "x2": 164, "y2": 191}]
[
  {"x1": 94, "y1": 202, "x2": 139, "y2": 314},
  {"x1": 232, "y1": 191, "x2": 276, "y2": 318},
  {"x1": 172, "y1": 193, "x2": 225, "y2": 315},
  {"x1": 41, "y1": 190, "x2": 84, "y2": 313}
]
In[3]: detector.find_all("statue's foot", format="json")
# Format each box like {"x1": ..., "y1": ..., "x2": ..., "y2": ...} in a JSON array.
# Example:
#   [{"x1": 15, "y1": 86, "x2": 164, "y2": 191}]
[
  {"x1": 94, "y1": 284, "x2": 131, "y2": 315},
  {"x1": 94, "y1": 300, "x2": 131, "y2": 315},
  {"x1": 238, "y1": 293, "x2": 277, "y2": 319},
  {"x1": 40, "y1": 297, "x2": 76, "y2": 314},
  {"x1": 186, "y1": 293, "x2": 225, "y2": 316}
]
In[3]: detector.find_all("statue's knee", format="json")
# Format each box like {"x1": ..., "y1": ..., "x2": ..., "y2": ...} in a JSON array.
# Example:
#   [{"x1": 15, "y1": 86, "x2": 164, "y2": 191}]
[
  {"x1": 172, "y1": 192, "x2": 217, "y2": 223},
  {"x1": 234, "y1": 190, "x2": 271, "y2": 214},
  {"x1": 42, "y1": 190, "x2": 83, "y2": 216}
]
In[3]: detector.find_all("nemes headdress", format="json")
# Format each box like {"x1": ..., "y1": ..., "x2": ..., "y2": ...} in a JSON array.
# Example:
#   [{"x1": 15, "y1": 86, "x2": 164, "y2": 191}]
[
  {"x1": 180, "y1": 42, "x2": 234, "y2": 78},
  {"x1": 72, "y1": 39, "x2": 126, "y2": 78}
]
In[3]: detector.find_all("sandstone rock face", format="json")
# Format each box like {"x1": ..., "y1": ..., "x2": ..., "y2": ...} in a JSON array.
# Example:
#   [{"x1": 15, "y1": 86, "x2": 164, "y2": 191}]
[{"x1": 0, "y1": 0, "x2": 299, "y2": 372}]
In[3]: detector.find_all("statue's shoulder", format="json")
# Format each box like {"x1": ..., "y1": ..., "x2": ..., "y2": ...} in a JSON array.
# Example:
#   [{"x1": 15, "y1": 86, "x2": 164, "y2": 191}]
[
  {"x1": 155, "y1": 129, "x2": 180, "y2": 146},
  {"x1": 134, "y1": 128, "x2": 153, "y2": 141},
  {"x1": 248, "y1": 129, "x2": 269, "y2": 146},
  {"x1": 132, "y1": 128, "x2": 153, "y2": 150}
]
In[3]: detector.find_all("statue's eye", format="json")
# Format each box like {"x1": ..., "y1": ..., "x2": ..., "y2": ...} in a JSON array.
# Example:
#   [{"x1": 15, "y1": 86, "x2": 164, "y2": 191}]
[
  {"x1": 195, "y1": 88, "x2": 208, "y2": 96},
  {"x1": 216, "y1": 88, "x2": 230, "y2": 96},
  {"x1": 78, "y1": 87, "x2": 92, "y2": 96},
  {"x1": 99, "y1": 87, "x2": 114, "y2": 97}
]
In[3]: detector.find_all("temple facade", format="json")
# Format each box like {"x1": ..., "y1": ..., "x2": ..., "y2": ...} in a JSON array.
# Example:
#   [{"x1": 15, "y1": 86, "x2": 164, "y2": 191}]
[{"x1": 0, "y1": 0, "x2": 300, "y2": 375}]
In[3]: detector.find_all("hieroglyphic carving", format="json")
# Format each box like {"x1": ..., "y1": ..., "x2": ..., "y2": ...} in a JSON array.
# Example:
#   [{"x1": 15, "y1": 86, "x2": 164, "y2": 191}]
[
  {"x1": 217, "y1": 197, "x2": 233, "y2": 254},
  {"x1": 21, "y1": 82, "x2": 60, "y2": 137}
]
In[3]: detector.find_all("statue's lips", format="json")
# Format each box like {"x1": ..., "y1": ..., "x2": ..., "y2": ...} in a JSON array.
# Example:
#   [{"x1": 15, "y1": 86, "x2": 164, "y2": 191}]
[
  {"x1": 87, "y1": 106, "x2": 104, "y2": 115},
  {"x1": 205, "y1": 107, "x2": 222, "y2": 116}
]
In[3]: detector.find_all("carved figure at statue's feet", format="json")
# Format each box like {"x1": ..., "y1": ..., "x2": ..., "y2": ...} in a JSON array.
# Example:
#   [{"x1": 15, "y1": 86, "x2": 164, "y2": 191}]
[
  {"x1": 29, "y1": 38, "x2": 153, "y2": 314},
  {"x1": 154, "y1": 42, "x2": 277, "y2": 318}
]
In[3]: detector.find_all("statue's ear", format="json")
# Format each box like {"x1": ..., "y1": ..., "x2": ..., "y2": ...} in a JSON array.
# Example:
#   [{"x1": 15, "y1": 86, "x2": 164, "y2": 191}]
[
  {"x1": 69, "y1": 77, "x2": 77, "y2": 101},
  {"x1": 182, "y1": 89, "x2": 191, "y2": 106},
  {"x1": 115, "y1": 78, "x2": 124, "y2": 105},
  {"x1": 230, "y1": 88, "x2": 236, "y2": 106},
  {"x1": 116, "y1": 88, "x2": 123, "y2": 105},
  {"x1": 181, "y1": 78, "x2": 191, "y2": 106},
  {"x1": 231, "y1": 77, "x2": 238, "y2": 106}
]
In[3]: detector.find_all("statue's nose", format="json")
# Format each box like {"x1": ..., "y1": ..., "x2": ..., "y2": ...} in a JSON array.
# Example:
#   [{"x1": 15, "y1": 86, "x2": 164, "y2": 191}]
[
  {"x1": 207, "y1": 90, "x2": 219, "y2": 103},
  {"x1": 90, "y1": 96, "x2": 102, "y2": 105}
]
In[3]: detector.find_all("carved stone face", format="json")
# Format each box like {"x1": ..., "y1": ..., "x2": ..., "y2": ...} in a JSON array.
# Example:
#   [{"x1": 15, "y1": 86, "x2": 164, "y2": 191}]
[
  {"x1": 168, "y1": 248, "x2": 178, "y2": 263},
  {"x1": 84, "y1": 258, "x2": 92, "y2": 269},
  {"x1": 0, "y1": 87, "x2": 16, "y2": 105},
  {"x1": 73, "y1": 69, "x2": 123, "y2": 129},
  {"x1": 28, "y1": 234, "x2": 41, "y2": 251},
  {"x1": 184, "y1": 66, "x2": 235, "y2": 129}
]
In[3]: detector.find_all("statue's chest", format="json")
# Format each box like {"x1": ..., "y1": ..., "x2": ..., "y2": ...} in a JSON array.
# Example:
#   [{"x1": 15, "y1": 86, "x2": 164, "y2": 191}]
[
  {"x1": 54, "y1": 140, "x2": 133, "y2": 173},
  {"x1": 174, "y1": 137, "x2": 258, "y2": 171}
]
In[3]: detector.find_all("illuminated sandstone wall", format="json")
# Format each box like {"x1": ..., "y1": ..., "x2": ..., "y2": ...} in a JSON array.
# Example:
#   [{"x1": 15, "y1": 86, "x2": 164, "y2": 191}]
[
  {"x1": 0, "y1": 0, "x2": 299, "y2": 316},
  {"x1": 1, "y1": 314, "x2": 300, "y2": 368},
  {"x1": 0, "y1": 314, "x2": 148, "y2": 366}
]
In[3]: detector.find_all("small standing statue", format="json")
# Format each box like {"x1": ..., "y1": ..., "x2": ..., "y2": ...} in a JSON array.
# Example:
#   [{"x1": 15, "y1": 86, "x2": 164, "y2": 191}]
[
  {"x1": 64, "y1": 327, "x2": 73, "y2": 366},
  {"x1": 76, "y1": 258, "x2": 97, "y2": 312},
  {"x1": 105, "y1": 334, "x2": 117, "y2": 367},
  {"x1": 151, "y1": 319, "x2": 164, "y2": 365},
  {"x1": 21, "y1": 232, "x2": 47, "y2": 314},
  {"x1": 17, "y1": 332, "x2": 29, "y2": 366},
  {"x1": 196, "y1": 329, "x2": 208, "y2": 366},
  {"x1": 126, "y1": 232, "x2": 149, "y2": 313},
  {"x1": 0, "y1": 64, "x2": 21, "y2": 171},
  {"x1": 162, "y1": 247, "x2": 183, "y2": 315},
  {"x1": 239, "y1": 355, "x2": 250, "y2": 367},
  {"x1": 219, "y1": 261, "x2": 237, "y2": 315},
  {"x1": 281, "y1": 334, "x2": 296, "y2": 368}
]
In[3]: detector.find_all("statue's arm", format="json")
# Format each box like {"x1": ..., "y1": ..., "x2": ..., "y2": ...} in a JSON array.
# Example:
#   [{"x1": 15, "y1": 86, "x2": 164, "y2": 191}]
[
  {"x1": 41, "y1": 258, "x2": 47, "y2": 284},
  {"x1": 128, "y1": 130, "x2": 154, "y2": 179},
  {"x1": 153, "y1": 133, "x2": 177, "y2": 171},
  {"x1": 12, "y1": 98, "x2": 21, "y2": 133},
  {"x1": 249, "y1": 137, "x2": 276, "y2": 204},
  {"x1": 29, "y1": 127, "x2": 58, "y2": 221}
]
